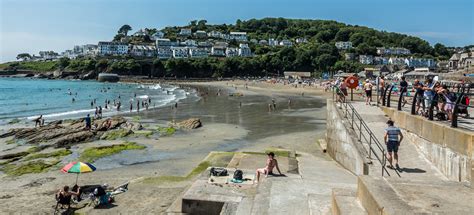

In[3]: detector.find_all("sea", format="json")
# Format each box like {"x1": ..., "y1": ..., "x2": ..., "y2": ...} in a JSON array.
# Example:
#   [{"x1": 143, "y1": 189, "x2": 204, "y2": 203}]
[{"x1": 0, "y1": 77, "x2": 189, "y2": 124}]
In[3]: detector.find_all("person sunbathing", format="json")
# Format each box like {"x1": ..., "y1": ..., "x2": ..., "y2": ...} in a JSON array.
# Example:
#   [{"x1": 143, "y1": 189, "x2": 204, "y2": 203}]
[{"x1": 255, "y1": 152, "x2": 282, "y2": 183}]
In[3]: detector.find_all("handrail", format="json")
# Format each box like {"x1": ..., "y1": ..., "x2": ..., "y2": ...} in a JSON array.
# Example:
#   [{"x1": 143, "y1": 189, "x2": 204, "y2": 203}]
[{"x1": 332, "y1": 86, "x2": 400, "y2": 177}]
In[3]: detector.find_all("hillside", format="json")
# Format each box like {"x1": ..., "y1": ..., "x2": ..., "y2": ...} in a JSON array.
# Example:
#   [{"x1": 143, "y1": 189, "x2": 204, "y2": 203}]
[{"x1": 2, "y1": 18, "x2": 455, "y2": 78}]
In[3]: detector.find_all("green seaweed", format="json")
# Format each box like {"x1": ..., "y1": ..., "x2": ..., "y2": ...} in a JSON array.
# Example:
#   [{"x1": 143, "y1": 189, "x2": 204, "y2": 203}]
[
  {"x1": 242, "y1": 149, "x2": 291, "y2": 158},
  {"x1": 156, "y1": 126, "x2": 176, "y2": 136},
  {"x1": 1, "y1": 160, "x2": 60, "y2": 176},
  {"x1": 132, "y1": 116, "x2": 141, "y2": 122},
  {"x1": 133, "y1": 130, "x2": 154, "y2": 138},
  {"x1": 100, "y1": 129, "x2": 132, "y2": 140},
  {"x1": 142, "y1": 152, "x2": 235, "y2": 184},
  {"x1": 79, "y1": 141, "x2": 145, "y2": 163},
  {"x1": 5, "y1": 139, "x2": 15, "y2": 145},
  {"x1": 23, "y1": 149, "x2": 72, "y2": 161}
]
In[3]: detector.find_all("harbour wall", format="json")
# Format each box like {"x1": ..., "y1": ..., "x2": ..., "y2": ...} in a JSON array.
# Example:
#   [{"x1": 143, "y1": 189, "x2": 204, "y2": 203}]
[{"x1": 326, "y1": 99, "x2": 370, "y2": 175}]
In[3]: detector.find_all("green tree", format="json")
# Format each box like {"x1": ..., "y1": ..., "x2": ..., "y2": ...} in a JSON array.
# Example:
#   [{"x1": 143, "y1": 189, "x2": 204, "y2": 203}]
[
  {"x1": 153, "y1": 59, "x2": 165, "y2": 77},
  {"x1": 335, "y1": 28, "x2": 352, "y2": 41},
  {"x1": 16, "y1": 53, "x2": 31, "y2": 61},
  {"x1": 434, "y1": 43, "x2": 450, "y2": 58},
  {"x1": 96, "y1": 59, "x2": 109, "y2": 72},
  {"x1": 58, "y1": 57, "x2": 70, "y2": 69},
  {"x1": 118, "y1": 24, "x2": 132, "y2": 36}
]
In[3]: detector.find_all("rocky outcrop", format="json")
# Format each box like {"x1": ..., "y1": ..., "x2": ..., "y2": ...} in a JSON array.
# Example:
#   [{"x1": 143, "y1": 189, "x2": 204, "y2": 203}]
[
  {"x1": 171, "y1": 118, "x2": 202, "y2": 129},
  {"x1": 0, "y1": 116, "x2": 129, "y2": 148}
]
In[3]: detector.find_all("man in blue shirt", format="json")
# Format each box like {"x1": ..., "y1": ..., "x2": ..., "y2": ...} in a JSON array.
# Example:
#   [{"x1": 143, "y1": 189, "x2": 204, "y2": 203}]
[{"x1": 384, "y1": 120, "x2": 403, "y2": 170}]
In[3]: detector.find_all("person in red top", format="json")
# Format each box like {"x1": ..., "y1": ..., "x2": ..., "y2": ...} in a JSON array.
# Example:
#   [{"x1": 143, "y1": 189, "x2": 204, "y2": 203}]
[{"x1": 255, "y1": 152, "x2": 282, "y2": 183}]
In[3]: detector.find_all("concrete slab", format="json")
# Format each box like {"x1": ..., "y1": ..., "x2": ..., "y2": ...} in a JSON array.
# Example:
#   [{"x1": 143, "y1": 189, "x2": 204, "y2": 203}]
[{"x1": 331, "y1": 188, "x2": 367, "y2": 215}]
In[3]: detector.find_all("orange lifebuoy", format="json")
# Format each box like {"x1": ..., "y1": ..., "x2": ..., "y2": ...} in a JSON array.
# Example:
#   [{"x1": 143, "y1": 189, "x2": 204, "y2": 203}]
[{"x1": 345, "y1": 76, "x2": 359, "y2": 89}]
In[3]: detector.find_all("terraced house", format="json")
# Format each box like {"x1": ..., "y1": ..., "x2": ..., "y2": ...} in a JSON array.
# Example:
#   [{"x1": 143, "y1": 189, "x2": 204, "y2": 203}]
[{"x1": 97, "y1": 41, "x2": 128, "y2": 56}]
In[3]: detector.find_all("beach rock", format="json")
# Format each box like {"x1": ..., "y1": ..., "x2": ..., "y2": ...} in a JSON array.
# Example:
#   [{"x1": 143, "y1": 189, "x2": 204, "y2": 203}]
[
  {"x1": 2, "y1": 116, "x2": 128, "y2": 148},
  {"x1": 120, "y1": 122, "x2": 143, "y2": 131},
  {"x1": 0, "y1": 151, "x2": 29, "y2": 160},
  {"x1": 172, "y1": 118, "x2": 202, "y2": 129}
]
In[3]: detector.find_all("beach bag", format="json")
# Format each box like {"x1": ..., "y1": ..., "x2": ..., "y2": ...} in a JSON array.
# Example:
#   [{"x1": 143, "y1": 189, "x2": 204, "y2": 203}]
[
  {"x1": 210, "y1": 167, "x2": 228, "y2": 177},
  {"x1": 233, "y1": 169, "x2": 243, "y2": 180},
  {"x1": 447, "y1": 92, "x2": 457, "y2": 102}
]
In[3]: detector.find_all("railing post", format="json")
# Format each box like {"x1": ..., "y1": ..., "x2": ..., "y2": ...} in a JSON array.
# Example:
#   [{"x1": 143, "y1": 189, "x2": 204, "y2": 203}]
[
  {"x1": 351, "y1": 110, "x2": 354, "y2": 129},
  {"x1": 397, "y1": 87, "x2": 406, "y2": 111},
  {"x1": 359, "y1": 120, "x2": 362, "y2": 141},
  {"x1": 411, "y1": 91, "x2": 419, "y2": 115},
  {"x1": 368, "y1": 136, "x2": 372, "y2": 159},
  {"x1": 387, "y1": 85, "x2": 394, "y2": 107},
  {"x1": 428, "y1": 94, "x2": 436, "y2": 120},
  {"x1": 451, "y1": 92, "x2": 464, "y2": 128},
  {"x1": 382, "y1": 85, "x2": 390, "y2": 106}
]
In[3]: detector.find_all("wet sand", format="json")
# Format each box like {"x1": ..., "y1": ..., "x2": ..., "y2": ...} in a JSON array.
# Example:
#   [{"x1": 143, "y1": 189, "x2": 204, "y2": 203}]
[{"x1": 0, "y1": 80, "x2": 328, "y2": 214}]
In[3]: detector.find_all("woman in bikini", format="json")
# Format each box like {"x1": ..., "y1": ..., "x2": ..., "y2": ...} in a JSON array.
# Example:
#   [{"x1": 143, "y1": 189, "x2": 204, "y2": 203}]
[{"x1": 255, "y1": 152, "x2": 282, "y2": 183}]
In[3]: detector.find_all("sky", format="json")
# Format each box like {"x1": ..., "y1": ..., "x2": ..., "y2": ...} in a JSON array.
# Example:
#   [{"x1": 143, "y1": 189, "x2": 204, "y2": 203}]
[{"x1": 1, "y1": 0, "x2": 473, "y2": 63}]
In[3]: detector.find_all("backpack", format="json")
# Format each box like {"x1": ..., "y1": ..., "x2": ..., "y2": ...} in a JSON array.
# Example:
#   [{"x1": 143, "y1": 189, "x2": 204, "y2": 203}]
[
  {"x1": 210, "y1": 167, "x2": 228, "y2": 177},
  {"x1": 447, "y1": 92, "x2": 457, "y2": 102},
  {"x1": 233, "y1": 169, "x2": 243, "y2": 180}
]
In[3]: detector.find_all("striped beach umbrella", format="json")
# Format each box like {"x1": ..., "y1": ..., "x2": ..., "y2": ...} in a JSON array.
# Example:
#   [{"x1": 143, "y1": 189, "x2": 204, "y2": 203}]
[{"x1": 61, "y1": 161, "x2": 96, "y2": 184}]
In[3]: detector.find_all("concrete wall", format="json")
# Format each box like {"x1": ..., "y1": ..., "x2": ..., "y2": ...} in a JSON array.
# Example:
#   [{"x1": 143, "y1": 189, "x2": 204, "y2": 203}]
[
  {"x1": 326, "y1": 99, "x2": 370, "y2": 175},
  {"x1": 381, "y1": 106, "x2": 473, "y2": 184}
]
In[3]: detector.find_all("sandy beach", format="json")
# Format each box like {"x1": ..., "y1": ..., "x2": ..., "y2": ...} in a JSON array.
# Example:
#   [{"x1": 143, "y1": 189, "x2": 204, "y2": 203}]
[{"x1": 0, "y1": 80, "x2": 329, "y2": 214}]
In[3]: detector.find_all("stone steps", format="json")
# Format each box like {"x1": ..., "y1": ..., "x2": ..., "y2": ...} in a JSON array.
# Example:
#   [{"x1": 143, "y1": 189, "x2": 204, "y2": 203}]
[{"x1": 331, "y1": 188, "x2": 367, "y2": 215}]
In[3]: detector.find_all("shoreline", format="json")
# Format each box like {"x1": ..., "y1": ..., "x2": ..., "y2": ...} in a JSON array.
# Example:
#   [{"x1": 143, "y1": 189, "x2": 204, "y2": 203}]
[{"x1": 0, "y1": 78, "x2": 329, "y2": 214}]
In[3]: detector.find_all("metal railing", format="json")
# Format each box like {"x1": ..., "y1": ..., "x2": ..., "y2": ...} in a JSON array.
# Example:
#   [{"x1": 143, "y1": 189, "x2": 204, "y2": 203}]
[
  {"x1": 380, "y1": 83, "x2": 473, "y2": 129},
  {"x1": 333, "y1": 86, "x2": 400, "y2": 177}
]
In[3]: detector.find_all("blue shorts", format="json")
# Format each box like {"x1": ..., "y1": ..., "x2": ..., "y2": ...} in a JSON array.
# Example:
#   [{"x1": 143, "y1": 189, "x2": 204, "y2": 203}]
[{"x1": 387, "y1": 141, "x2": 399, "y2": 153}]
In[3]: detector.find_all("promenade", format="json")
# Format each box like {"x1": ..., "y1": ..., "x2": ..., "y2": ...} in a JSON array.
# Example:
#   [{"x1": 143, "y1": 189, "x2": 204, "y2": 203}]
[{"x1": 330, "y1": 100, "x2": 474, "y2": 214}]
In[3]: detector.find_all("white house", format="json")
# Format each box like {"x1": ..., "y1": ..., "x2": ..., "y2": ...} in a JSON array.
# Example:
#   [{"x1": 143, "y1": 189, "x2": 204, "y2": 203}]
[
  {"x1": 189, "y1": 47, "x2": 208, "y2": 58},
  {"x1": 388, "y1": 57, "x2": 406, "y2": 65},
  {"x1": 152, "y1": 31, "x2": 165, "y2": 40},
  {"x1": 61, "y1": 50, "x2": 77, "y2": 59},
  {"x1": 296, "y1": 38, "x2": 308, "y2": 44},
  {"x1": 97, "y1": 42, "x2": 128, "y2": 56},
  {"x1": 208, "y1": 31, "x2": 222, "y2": 38},
  {"x1": 182, "y1": 39, "x2": 197, "y2": 47},
  {"x1": 239, "y1": 44, "x2": 252, "y2": 57},
  {"x1": 225, "y1": 47, "x2": 239, "y2": 57},
  {"x1": 194, "y1": 30, "x2": 207, "y2": 38},
  {"x1": 359, "y1": 55, "x2": 374, "y2": 64},
  {"x1": 130, "y1": 45, "x2": 157, "y2": 57},
  {"x1": 405, "y1": 58, "x2": 436, "y2": 68},
  {"x1": 157, "y1": 47, "x2": 172, "y2": 59},
  {"x1": 156, "y1": 38, "x2": 172, "y2": 47},
  {"x1": 335, "y1": 41, "x2": 353, "y2": 50},
  {"x1": 268, "y1": 38, "x2": 279, "y2": 47},
  {"x1": 198, "y1": 41, "x2": 212, "y2": 47},
  {"x1": 179, "y1": 28, "x2": 192, "y2": 36},
  {"x1": 133, "y1": 29, "x2": 148, "y2": 37},
  {"x1": 279, "y1": 40, "x2": 293, "y2": 47},
  {"x1": 374, "y1": 57, "x2": 389, "y2": 65},
  {"x1": 171, "y1": 47, "x2": 189, "y2": 58},
  {"x1": 229, "y1": 32, "x2": 247, "y2": 41},
  {"x1": 259, "y1": 39, "x2": 268, "y2": 45},
  {"x1": 39, "y1": 51, "x2": 59, "y2": 60},
  {"x1": 377, "y1": 47, "x2": 411, "y2": 55},
  {"x1": 211, "y1": 46, "x2": 226, "y2": 56}
]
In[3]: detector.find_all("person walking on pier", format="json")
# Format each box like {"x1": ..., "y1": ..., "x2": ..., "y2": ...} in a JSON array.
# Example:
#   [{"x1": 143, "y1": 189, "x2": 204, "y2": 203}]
[{"x1": 384, "y1": 120, "x2": 403, "y2": 170}]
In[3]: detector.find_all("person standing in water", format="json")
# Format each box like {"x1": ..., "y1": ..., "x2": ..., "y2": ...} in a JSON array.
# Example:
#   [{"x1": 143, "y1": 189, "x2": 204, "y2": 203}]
[
  {"x1": 137, "y1": 100, "x2": 140, "y2": 112},
  {"x1": 129, "y1": 102, "x2": 133, "y2": 112}
]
